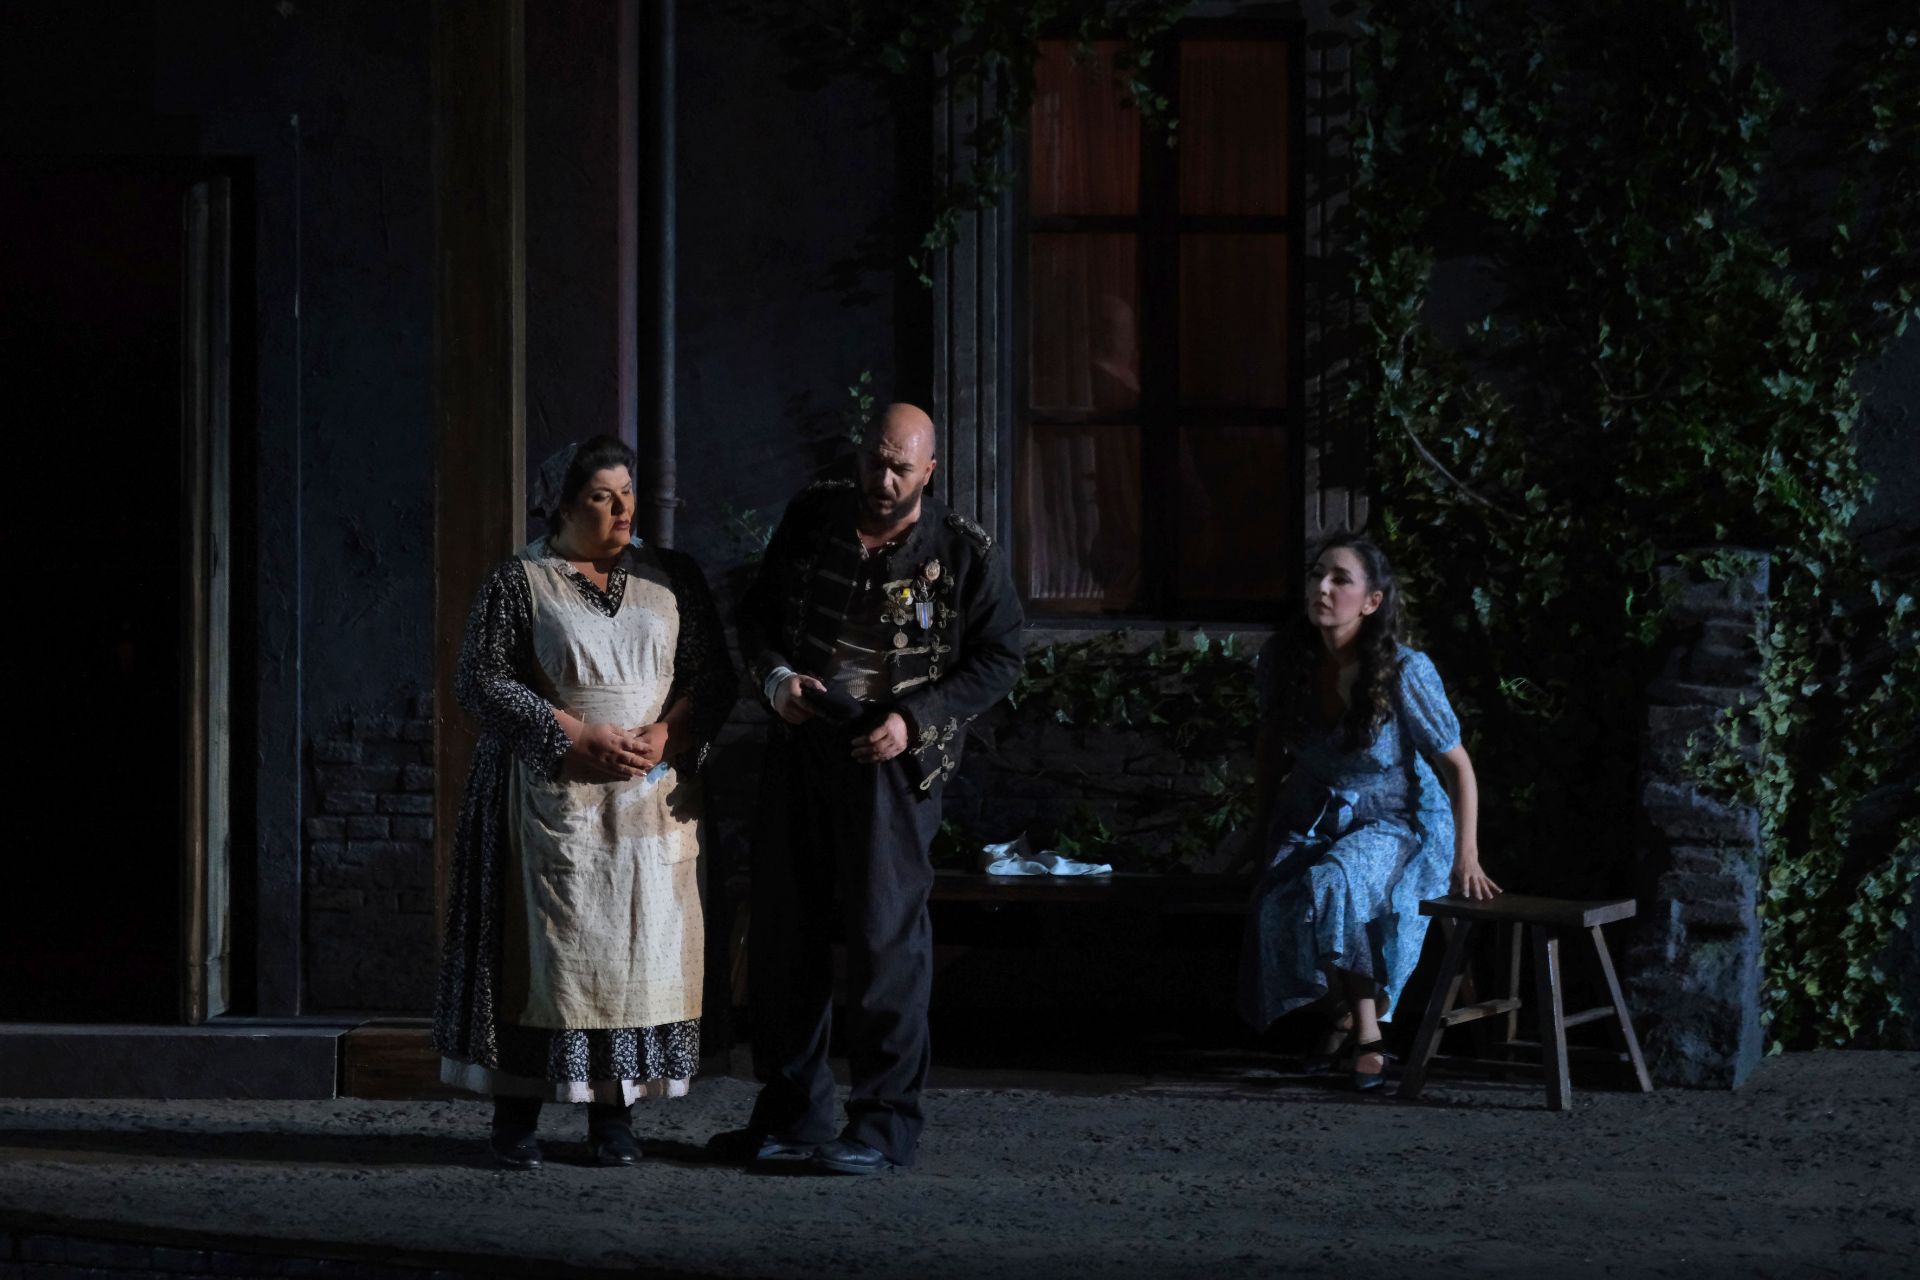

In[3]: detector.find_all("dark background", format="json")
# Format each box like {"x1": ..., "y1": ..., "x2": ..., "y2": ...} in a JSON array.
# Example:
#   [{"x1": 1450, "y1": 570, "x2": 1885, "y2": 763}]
[{"x1": 0, "y1": 1, "x2": 1910, "y2": 1025}]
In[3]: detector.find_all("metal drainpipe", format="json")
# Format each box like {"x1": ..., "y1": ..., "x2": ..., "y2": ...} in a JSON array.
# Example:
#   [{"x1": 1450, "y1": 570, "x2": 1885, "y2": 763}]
[
  {"x1": 617, "y1": 0, "x2": 640, "y2": 465},
  {"x1": 644, "y1": 0, "x2": 677, "y2": 547}
]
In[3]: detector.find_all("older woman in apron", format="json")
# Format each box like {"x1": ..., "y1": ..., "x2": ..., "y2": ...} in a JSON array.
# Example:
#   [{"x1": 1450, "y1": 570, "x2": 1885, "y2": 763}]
[{"x1": 434, "y1": 436, "x2": 736, "y2": 1169}]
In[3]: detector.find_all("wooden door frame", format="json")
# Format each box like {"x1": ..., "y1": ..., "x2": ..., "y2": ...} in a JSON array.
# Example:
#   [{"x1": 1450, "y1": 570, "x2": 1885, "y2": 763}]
[
  {"x1": 181, "y1": 175, "x2": 234, "y2": 1024},
  {"x1": 431, "y1": 0, "x2": 529, "y2": 925}
]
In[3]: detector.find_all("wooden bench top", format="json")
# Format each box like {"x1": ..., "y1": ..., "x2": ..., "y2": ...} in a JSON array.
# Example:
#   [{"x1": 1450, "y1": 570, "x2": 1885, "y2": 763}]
[
  {"x1": 1419, "y1": 893, "x2": 1637, "y2": 928},
  {"x1": 929, "y1": 869, "x2": 1253, "y2": 912},
  {"x1": 734, "y1": 873, "x2": 1632, "y2": 925}
]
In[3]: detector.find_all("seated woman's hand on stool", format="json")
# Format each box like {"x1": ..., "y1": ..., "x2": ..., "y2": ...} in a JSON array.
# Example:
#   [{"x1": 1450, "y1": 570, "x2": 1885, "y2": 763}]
[{"x1": 1433, "y1": 743, "x2": 1500, "y2": 901}]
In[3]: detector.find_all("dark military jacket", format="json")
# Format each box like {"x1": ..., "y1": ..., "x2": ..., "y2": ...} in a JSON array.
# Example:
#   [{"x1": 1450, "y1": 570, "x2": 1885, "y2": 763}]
[{"x1": 738, "y1": 479, "x2": 1025, "y2": 792}]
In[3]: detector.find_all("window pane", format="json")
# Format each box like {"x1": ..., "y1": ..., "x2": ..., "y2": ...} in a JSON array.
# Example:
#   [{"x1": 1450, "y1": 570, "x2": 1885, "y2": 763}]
[
  {"x1": 1019, "y1": 424, "x2": 1143, "y2": 612},
  {"x1": 1180, "y1": 233, "x2": 1287, "y2": 408},
  {"x1": 1175, "y1": 426, "x2": 1289, "y2": 604},
  {"x1": 1030, "y1": 40, "x2": 1141, "y2": 217},
  {"x1": 1179, "y1": 39, "x2": 1288, "y2": 216},
  {"x1": 1029, "y1": 233, "x2": 1140, "y2": 416}
]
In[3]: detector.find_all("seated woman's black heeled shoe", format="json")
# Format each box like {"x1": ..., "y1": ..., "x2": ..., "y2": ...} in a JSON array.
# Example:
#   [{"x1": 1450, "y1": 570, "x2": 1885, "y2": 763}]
[
  {"x1": 1303, "y1": 1011, "x2": 1357, "y2": 1075},
  {"x1": 1349, "y1": 1039, "x2": 1394, "y2": 1092}
]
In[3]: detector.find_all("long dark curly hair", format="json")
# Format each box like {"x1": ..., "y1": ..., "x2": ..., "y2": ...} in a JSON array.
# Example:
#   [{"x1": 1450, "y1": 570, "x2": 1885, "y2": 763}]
[{"x1": 1269, "y1": 531, "x2": 1406, "y2": 752}]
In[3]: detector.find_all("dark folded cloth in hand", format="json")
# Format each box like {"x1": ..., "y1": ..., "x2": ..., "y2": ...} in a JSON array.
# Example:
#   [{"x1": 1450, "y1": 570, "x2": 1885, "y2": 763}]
[{"x1": 801, "y1": 682, "x2": 866, "y2": 722}]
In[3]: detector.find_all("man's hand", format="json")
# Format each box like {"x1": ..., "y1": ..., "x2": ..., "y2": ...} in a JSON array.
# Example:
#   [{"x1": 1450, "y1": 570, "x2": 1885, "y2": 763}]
[
  {"x1": 629, "y1": 722, "x2": 671, "y2": 769},
  {"x1": 773, "y1": 673, "x2": 828, "y2": 725},
  {"x1": 852, "y1": 712, "x2": 910, "y2": 765},
  {"x1": 1451, "y1": 856, "x2": 1501, "y2": 901},
  {"x1": 563, "y1": 721, "x2": 647, "y2": 783}
]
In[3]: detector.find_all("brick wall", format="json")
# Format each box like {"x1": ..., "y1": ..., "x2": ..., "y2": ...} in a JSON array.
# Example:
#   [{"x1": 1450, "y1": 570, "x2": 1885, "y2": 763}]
[{"x1": 304, "y1": 690, "x2": 438, "y2": 1012}]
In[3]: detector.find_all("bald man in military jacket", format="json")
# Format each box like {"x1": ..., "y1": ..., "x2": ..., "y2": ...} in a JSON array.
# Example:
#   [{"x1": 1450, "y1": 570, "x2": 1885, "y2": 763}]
[{"x1": 725, "y1": 403, "x2": 1024, "y2": 1175}]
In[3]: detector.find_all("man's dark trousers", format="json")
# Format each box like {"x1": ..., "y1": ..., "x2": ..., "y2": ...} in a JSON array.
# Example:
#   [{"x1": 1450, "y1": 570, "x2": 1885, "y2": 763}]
[{"x1": 747, "y1": 716, "x2": 942, "y2": 1165}]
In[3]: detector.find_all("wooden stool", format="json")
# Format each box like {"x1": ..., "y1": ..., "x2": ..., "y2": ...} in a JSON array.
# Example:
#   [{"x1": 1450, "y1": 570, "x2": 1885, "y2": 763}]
[{"x1": 1398, "y1": 894, "x2": 1653, "y2": 1110}]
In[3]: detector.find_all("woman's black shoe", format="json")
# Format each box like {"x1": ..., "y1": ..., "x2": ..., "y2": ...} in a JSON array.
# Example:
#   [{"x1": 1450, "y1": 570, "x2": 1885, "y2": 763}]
[
  {"x1": 488, "y1": 1129, "x2": 543, "y2": 1170},
  {"x1": 587, "y1": 1101, "x2": 640, "y2": 1167},
  {"x1": 489, "y1": 1096, "x2": 545, "y2": 1169},
  {"x1": 589, "y1": 1127, "x2": 641, "y2": 1166}
]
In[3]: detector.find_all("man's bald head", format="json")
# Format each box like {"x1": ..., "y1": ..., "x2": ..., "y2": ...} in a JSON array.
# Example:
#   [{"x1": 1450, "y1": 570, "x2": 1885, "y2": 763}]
[
  {"x1": 877, "y1": 402, "x2": 937, "y2": 463},
  {"x1": 857, "y1": 402, "x2": 940, "y2": 530}
]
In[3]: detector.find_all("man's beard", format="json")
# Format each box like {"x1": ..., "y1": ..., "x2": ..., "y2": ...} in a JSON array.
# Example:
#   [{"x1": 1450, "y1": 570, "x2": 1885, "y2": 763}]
[{"x1": 862, "y1": 477, "x2": 926, "y2": 525}]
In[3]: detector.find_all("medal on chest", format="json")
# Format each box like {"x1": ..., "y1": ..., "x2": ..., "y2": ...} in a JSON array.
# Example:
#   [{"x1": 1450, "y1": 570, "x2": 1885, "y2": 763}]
[
  {"x1": 915, "y1": 559, "x2": 941, "y2": 629},
  {"x1": 891, "y1": 585, "x2": 914, "y2": 647}
]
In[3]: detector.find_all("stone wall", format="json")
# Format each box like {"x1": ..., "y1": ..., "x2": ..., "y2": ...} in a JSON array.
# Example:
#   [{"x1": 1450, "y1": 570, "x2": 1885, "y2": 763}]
[
  {"x1": 303, "y1": 691, "x2": 438, "y2": 1012},
  {"x1": 943, "y1": 720, "x2": 1253, "y2": 873},
  {"x1": 940, "y1": 629, "x2": 1266, "y2": 873},
  {"x1": 1625, "y1": 552, "x2": 1770, "y2": 1088}
]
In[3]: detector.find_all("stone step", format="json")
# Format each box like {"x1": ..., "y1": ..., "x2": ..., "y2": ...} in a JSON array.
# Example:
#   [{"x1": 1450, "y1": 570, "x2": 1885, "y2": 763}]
[{"x1": 0, "y1": 1021, "x2": 348, "y2": 1099}]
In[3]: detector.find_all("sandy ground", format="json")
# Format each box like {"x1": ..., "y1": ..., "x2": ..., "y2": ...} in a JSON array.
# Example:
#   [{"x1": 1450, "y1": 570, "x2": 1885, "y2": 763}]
[{"x1": 1, "y1": 1054, "x2": 1916, "y2": 1279}]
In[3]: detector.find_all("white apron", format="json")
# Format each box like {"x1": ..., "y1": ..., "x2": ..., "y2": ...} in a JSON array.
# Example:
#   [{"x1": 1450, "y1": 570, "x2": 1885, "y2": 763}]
[{"x1": 503, "y1": 543, "x2": 704, "y2": 1030}]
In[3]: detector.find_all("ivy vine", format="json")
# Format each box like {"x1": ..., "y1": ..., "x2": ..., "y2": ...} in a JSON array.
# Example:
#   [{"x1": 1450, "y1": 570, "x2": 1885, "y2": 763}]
[
  {"x1": 1348, "y1": 0, "x2": 1918, "y2": 1049},
  {"x1": 998, "y1": 629, "x2": 1261, "y2": 870}
]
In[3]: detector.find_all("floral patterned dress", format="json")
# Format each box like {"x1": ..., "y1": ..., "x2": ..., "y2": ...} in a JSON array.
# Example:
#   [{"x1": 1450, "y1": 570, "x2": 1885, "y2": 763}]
[
  {"x1": 433, "y1": 539, "x2": 735, "y2": 1103},
  {"x1": 1239, "y1": 642, "x2": 1462, "y2": 1027}
]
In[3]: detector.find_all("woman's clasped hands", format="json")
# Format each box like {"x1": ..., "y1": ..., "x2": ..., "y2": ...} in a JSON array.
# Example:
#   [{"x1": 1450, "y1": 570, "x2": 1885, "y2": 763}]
[{"x1": 561, "y1": 717, "x2": 671, "y2": 783}]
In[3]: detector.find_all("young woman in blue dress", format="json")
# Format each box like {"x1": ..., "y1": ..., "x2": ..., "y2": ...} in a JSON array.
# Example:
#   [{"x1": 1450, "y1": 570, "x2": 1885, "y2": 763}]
[{"x1": 1239, "y1": 532, "x2": 1499, "y2": 1089}]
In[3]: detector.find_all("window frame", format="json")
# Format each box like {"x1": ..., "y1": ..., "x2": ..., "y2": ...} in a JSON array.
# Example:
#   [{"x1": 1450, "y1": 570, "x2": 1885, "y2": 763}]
[{"x1": 1010, "y1": 15, "x2": 1307, "y2": 624}]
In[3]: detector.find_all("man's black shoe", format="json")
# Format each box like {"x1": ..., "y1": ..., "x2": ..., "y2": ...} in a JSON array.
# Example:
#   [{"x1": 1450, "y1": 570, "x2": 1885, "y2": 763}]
[
  {"x1": 488, "y1": 1130, "x2": 543, "y2": 1171},
  {"x1": 705, "y1": 1128, "x2": 817, "y2": 1165},
  {"x1": 809, "y1": 1137, "x2": 897, "y2": 1176}
]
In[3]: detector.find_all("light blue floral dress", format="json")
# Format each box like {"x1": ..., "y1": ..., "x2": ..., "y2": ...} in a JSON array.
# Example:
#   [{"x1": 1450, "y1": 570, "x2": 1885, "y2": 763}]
[{"x1": 1239, "y1": 640, "x2": 1462, "y2": 1027}]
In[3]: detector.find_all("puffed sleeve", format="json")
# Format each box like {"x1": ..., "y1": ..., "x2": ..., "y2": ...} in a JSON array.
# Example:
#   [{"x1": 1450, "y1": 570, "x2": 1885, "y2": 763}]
[
  {"x1": 1398, "y1": 649, "x2": 1462, "y2": 757},
  {"x1": 661, "y1": 548, "x2": 739, "y2": 770},
  {"x1": 452, "y1": 560, "x2": 573, "y2": 782}
]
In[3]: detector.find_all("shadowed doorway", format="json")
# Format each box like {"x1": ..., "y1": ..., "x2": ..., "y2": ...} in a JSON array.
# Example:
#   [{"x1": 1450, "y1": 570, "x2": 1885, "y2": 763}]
[{"x1": 0, "y1": 160, "x2": 233, "y2": 1024}]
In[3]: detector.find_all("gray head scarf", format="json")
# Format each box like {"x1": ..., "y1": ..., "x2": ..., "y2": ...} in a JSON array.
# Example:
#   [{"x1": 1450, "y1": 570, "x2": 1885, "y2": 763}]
[{"x1": 528, "y1": 442, "x2": 580, "y2": 529}]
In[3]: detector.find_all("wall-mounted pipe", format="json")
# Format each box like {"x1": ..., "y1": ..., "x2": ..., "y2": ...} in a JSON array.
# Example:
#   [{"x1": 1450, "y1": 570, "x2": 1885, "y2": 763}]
[
  {"x1": 617, "y1": 0, "x2": 640, "y2": 461},
  {"x1": 641, "y1": 0, "x2": 677, "y2": 547}
]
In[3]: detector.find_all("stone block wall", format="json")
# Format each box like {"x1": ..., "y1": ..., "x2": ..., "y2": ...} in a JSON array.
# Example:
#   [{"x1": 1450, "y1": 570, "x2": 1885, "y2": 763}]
[
  {"x1": 1625, "y1": 552, "x2": 1770, "y2": 1088},
  {"x1": 303, "y1": 691, "x2": 438, "y2": 1012},
  {"x1": 939, "y1": 629, "x2": 1266, "y2": 872},
  {"x1": 943, "y1": 721, "x2": 1253, "y2": 872}
]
